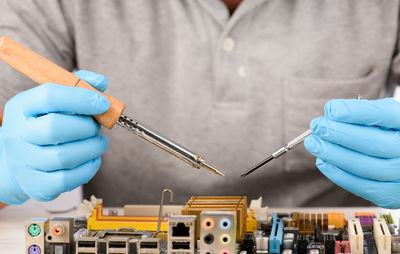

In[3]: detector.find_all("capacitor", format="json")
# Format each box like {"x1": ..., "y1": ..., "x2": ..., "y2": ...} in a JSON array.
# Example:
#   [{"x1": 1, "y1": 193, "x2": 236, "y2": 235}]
[
  {"x1": 283, "y1": 233, "x2": 294, "y2": 249},
  {"x1": 255, "y1": 236, "x2": 269, "y2": 251}
]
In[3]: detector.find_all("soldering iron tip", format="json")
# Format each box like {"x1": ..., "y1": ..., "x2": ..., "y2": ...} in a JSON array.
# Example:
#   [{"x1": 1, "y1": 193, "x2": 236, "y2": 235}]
[{"x1": 203, "y1": 162, "x2": 225, "y2": 176}]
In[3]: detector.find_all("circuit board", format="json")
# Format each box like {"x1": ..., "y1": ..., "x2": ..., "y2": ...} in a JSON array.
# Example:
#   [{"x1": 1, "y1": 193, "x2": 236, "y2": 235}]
[{"x1": 24, "y1": 195, "x2": 400, "y2": 254}]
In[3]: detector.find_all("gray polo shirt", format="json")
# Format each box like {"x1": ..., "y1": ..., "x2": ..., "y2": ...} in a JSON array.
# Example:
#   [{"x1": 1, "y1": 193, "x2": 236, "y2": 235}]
[{"x1": 0, "y1": 0, "x2": 399, "y2": 206}]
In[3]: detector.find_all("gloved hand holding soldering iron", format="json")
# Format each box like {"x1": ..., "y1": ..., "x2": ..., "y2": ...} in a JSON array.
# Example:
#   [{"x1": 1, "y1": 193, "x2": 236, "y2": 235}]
[
  {"x1": 0, "y1": 37, "x2": 222, "y2": 205},
  {"x1": 0, "y1": 71, "x2": 110, "y2": 204}
]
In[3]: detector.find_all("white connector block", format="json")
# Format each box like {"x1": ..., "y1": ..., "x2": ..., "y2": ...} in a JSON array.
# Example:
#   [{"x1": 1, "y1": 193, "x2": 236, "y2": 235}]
[
  {"x1": 374, "y1": 218, "x2": 391, "y2": 254},
  {"x1": 348, "y1": 218, "x2": 363, "y2": 254}
]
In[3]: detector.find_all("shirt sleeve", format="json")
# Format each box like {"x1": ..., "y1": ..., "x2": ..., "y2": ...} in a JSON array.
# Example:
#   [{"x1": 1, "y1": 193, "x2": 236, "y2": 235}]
[
  {"x1": 0, "y1": 0, "x2": 75, "y2": 108},
  {"x1": 388, "y1": 17, "x2": 400, "y2": 97}
]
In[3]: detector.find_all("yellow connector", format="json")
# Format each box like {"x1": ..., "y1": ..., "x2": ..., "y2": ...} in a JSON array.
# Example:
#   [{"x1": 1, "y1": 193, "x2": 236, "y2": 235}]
[
  {"x1": 246, "y1": 209, "x2": 258, "y2": 232},
  {"x1": 87, "y1": 205, "x2": 169, "y2": 231}
]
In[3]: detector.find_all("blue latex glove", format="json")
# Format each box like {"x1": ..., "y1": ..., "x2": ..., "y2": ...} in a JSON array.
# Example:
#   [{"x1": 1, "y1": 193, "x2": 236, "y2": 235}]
[
  {"x1": 0, "y1": 70, "x2": 110, "y2": 204},
  {"x1": 305, "y1": 98, "x2": 400, "y2": 208}
]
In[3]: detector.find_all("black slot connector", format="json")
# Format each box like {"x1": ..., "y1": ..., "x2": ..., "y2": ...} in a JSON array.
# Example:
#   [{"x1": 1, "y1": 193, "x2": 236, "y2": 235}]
[
  {"x1": 172, "y1": 241, "x2": 190, "y2": 249},
  {"x1": 140, "y1": 242, "x2": 158, "y2": 249},
  {"x1": 108, "y1": 241, "x2": 126, "y2": 248},
  {"x1": 77, "y1": 241, "x2": 96, "y2": 248}
]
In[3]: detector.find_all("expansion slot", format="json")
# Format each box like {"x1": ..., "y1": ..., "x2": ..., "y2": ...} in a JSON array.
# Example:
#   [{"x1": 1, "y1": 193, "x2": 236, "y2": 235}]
[
  {"x1": 348, "y1": 218, "x2": 363, "y2": 254},
  {"x1": 269, "y1": 214, "x2": 283, "y2": 254},
  {"x1": 373, "y1": 218, "x2": 391, "y2": 254}
]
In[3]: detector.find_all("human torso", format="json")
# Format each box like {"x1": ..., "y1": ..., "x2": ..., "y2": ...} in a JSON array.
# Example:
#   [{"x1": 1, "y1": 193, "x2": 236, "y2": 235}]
[{"x1": 2, "y1": 0, "x2": 398, "y2": 206}]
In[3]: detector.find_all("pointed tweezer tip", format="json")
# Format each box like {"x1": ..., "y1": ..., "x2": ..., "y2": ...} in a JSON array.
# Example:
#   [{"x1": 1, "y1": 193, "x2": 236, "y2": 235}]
[
  {"x1": 240, "y1": 168, "x2": 256, "y2": 178},
  {"x1": 240, "y1": 155, "x2": 274, "y2": 178}
]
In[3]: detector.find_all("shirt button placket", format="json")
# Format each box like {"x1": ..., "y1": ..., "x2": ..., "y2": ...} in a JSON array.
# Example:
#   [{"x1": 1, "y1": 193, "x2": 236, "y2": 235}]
[{"x1": 222, "y1": 37, "x2": 235, "y2": 52}]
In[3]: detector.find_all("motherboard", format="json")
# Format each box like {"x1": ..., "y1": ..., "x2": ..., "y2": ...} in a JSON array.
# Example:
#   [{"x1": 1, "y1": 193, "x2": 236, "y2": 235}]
[{"x1": 24, "y1": 194, "x2": 400, "y2": 254}]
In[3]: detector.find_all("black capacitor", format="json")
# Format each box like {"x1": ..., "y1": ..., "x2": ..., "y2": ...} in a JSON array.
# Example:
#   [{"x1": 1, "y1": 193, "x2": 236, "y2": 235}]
[
  {"x1": 296, "y1": 234, "x2": 308, "y2": 254},
  {"x1": 314, "y1": 226, "x2": 324, "y2": 243},
  {"x1": 242, "y1": 233, "x2": 256, "y2": 254},
  {"x1": 324, "y1": 234, "x2": 336, "y2": 254}
]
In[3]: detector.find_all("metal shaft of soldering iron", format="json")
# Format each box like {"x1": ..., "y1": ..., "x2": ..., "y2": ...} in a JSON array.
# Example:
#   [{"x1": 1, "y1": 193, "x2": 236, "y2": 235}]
[
  {"x1": 117, "y1": 114, "x2": 224, "y2": 176},
  {"x1": 241, "y1": 129, "x2": 313, "y2": 177},
  {"x1": 0, "y1": 36, "x2": 224, "y2": 177}
]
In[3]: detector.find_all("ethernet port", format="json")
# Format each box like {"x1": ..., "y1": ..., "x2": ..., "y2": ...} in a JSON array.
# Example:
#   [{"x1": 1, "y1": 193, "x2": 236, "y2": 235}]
[{"x1": 172, "y1": 222, "x2": 190, "y2": 237}]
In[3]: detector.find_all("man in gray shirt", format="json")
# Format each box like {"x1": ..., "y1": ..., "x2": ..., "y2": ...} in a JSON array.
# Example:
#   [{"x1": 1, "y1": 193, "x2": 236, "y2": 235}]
[{"x1": 1, "y1": 0, "x2": 400, "y2": 208}]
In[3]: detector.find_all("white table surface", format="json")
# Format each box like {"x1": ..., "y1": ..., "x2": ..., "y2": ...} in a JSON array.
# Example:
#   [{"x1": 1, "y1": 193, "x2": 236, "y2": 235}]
[{"x1": 1, "y1": 204, "x2": 400, "y2": 254}]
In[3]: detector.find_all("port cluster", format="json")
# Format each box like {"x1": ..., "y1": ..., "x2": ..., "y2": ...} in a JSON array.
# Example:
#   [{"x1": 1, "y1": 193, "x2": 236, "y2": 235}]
[{"x1": 200, "y1": 211, "x2": 236, "y2": 254}]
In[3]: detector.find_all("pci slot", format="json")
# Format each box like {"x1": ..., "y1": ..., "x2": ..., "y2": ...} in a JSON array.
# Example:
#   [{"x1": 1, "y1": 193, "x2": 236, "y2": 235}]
[
  {"x1": 373, "y1": 218, "x2": 391, "y2": 254},
  {"x1": 269, "y1": 214, "x2": 283, "y2": 254},
  {"x1": 348, "y1": 218, "x2": 363, "y2": 254}
]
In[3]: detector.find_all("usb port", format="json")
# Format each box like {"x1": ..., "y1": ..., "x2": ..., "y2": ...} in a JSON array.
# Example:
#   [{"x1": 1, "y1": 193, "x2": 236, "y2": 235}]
[
  {"x1": 108, "y1": 241, "x2": 126, "y2": 248},
  {"x1": 140, "y1": 242, "x2": 158, "y2": 249},
  {"x1": 77, "y1": 241, "x2": 96, "y2": 248},
  {"x1": 172, "y1": 241, "x2": 190, "y2": 250}
]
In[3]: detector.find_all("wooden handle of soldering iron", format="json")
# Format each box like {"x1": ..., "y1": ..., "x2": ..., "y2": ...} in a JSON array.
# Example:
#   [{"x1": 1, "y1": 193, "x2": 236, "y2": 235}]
[{"x1": 0, "y1": 36, "x2": 125, "y2": 129}]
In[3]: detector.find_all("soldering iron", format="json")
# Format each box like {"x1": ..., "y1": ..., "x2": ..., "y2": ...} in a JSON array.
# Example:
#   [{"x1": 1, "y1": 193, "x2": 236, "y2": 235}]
[{"x1": 0, "y1": 36, "x2": 224, "y2": 177}]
